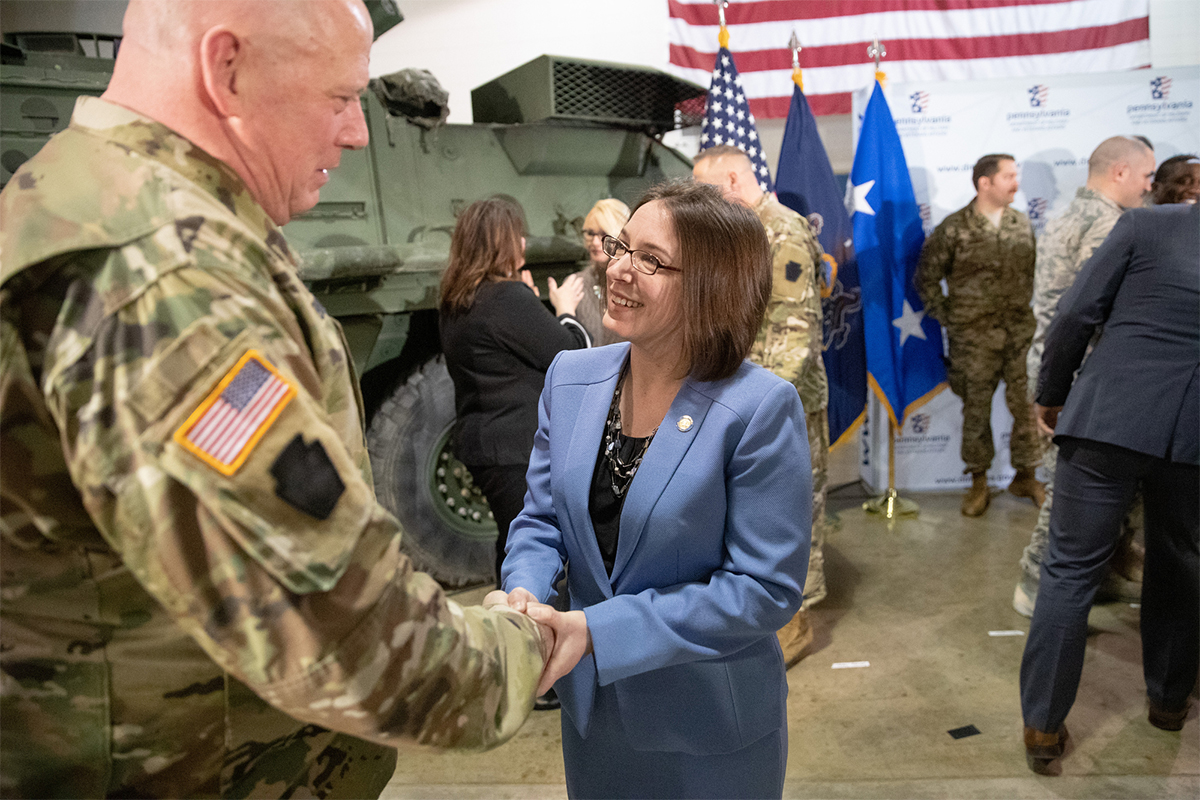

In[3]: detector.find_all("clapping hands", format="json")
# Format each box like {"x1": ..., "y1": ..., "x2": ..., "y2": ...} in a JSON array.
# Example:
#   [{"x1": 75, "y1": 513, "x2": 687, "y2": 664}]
[{"x1": 484, "y1": 588, "x2": 592, "y2": 696}]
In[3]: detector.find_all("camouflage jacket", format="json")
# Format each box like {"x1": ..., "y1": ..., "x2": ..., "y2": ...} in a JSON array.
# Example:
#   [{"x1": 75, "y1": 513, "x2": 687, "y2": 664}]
[
  {"x1": 1026, "y1": 186, "x2": 1123, "y2": 383},
  {"x1": 915, "y1": 200, "x2": 1036, "y2": 330},
  {"x1": 750, "y1": 194, "x2": 829, "y2": 413},
  {"x1": 0, "y1": 97, "x2": 544, "y2": 799}
]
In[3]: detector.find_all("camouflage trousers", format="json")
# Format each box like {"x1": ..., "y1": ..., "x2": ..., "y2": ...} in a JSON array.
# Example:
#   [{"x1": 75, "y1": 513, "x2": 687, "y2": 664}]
[
  {"x1": 946, "y1": 320, "x2": 1040, "y2": 474},
  {"x1": 803, "y1": 409, "x2": 829, "y2": 608},
  {"x1": 1018, "y1": 438, "x2": 1143, "y2": 586}
]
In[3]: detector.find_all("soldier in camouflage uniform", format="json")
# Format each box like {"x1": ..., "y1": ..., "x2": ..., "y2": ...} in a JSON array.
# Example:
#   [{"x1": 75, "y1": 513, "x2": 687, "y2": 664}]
[
  {"x1": 693, "y1": 145, "x2": 828, "y2": 666},
  {"x1": 0, "y1": 2, "x2": 549, "y2": 797},
  {"x1": 1013, "y1": 136, "x2": 1157, "y2": 617},
  {"x1": 916, "y1": 154, "x2": 1044, "y2": 517}
]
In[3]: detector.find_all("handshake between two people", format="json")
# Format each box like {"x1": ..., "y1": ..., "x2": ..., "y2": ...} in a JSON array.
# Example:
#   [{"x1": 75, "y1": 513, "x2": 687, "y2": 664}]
[{"x1": 484, "y1": 587, "x2": 592, "y2": 697}]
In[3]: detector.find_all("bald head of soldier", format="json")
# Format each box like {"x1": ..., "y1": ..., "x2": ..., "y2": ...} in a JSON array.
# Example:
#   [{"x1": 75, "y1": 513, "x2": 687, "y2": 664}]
[
  {"x1": 103, "y1": 0, "x2": 373, "y2": 225},
  {"x1": 1086, "y1": 136, "x2": 1156, "y2": 210},
  {"x1": 692, "y1": 146, "x2": 764, "y2": 208}
]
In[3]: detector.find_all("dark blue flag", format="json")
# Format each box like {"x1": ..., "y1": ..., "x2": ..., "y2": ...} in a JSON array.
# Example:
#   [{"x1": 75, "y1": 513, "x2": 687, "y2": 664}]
[
  {"x1": 775, "y1": 81, "x2": 865, "y2": 448},
  {"x1": 699, "y1": 47, "x2": 773, "y2": 192},
  {"x1": 849, "y1": 82, "x2": 946, "y2": 428}
]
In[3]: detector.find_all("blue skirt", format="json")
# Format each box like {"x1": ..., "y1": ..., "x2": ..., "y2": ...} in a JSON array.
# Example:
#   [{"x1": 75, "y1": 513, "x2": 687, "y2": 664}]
[{"x1": 560, "y1": 683, "x2": 786, "y2": 799}]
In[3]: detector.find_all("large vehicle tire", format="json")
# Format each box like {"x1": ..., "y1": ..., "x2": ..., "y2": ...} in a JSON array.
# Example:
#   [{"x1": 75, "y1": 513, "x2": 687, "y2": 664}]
[{"x1": 366, "y1": 356, "x2": 498, "y2": 587}]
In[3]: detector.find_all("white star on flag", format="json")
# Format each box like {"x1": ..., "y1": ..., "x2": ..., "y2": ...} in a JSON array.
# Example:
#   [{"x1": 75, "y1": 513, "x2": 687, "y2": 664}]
[
  {"x1": 698, "y1": 45, "x2": 773, "y2": 192},
  {"x1": 852, "y1": 180, "x2": 876, "y2": 216},
  {"x1": 892, "y1": 300, "x2": 928, "y2": 346}
]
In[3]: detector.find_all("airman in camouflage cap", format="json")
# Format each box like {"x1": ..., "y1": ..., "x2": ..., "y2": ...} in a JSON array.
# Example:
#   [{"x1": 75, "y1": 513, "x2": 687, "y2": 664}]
[
  {"x1": 915, "y1": 154, "x2": 1043, "y2": 517},
  {"x1": 1012, "y1": 136, "x2": 1156, "y2": 617},
  {"x1": 0, "y1": 2, "x2": 549, "y2": 797},
  {"x1": 693, "y1": 145, "x2": 828, "y2": 666}
]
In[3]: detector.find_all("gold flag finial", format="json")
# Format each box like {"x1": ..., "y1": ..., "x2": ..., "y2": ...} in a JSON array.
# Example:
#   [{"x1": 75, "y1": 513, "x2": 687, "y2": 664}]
[
  {"x1": 789, "y1": 30, "x2": 803, "y2": 90},
  {"x1": 867, "y1": 37, "x2": 887, "y2": 86},
  {"x1": 714, "y1": 0, "x2": 730, "y2": 48}
]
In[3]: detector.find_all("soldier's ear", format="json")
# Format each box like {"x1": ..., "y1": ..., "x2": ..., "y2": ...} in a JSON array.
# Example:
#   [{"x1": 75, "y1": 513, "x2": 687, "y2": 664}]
[{"x1": 198, "y1": 27, "x2": 243, "y2": 117}]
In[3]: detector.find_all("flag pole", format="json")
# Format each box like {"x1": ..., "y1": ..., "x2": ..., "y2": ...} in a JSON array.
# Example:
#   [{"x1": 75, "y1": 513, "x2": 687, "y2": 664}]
[
  {"x1": 714, "y1": 0, "x2": 729, "y2": 46},
  {"x1": 858, "y1": 39, "x2": 917, "y2": 520},
  {"x1": 864, "y1": 415, "x2": 918, "y2": 518}
]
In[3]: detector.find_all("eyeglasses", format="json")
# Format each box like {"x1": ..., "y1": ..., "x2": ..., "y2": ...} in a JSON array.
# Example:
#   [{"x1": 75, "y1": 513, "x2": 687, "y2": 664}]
[
  {"x1": 601, "y1": 235, "x2": 681, "y2": 275},
  {"x1": 581, "y1": 228, "x2": 606, "y2": 240}
]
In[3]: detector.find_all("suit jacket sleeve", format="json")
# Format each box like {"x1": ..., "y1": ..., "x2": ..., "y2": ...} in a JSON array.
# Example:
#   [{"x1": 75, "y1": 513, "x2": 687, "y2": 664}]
[
  {"x1": 1037, "y1": 211, "x2": 1135, "y2": 407},
  {"x1": 585, "y1": 379, "x2": 811, "y2": 685}
]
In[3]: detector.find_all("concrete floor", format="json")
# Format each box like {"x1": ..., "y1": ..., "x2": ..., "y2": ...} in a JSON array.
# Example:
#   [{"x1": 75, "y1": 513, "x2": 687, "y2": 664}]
[{"x1": 382, "y1": 487, "x2": 1199, "y2": 799}]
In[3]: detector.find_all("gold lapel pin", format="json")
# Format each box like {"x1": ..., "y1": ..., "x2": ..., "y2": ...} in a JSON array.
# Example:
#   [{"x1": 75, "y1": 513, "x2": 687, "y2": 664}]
[{"x1": 677, "y1": 415, "x2": 694, "y2": 432}]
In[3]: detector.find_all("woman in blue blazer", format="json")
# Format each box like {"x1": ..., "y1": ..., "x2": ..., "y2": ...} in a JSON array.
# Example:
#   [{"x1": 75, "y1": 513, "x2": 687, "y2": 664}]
[{"x1": 491, "y1": 181, "x2": 812, "y2": 799}]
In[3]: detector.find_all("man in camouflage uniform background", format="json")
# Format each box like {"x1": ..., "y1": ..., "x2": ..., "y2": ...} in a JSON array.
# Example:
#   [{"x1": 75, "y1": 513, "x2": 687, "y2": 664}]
[
  {"x1": 0, "y1": 2, "x2": 553, "y2": 797},
  {"x1": 1012, "y1": 135, "x2": 1156, "y2": 617},
  {"x1": 916, "y1": 154, "x2": 1045, "y2": 517},
  {"x1": 693, "y1": 145, "x2": 828, "y2": 667}
]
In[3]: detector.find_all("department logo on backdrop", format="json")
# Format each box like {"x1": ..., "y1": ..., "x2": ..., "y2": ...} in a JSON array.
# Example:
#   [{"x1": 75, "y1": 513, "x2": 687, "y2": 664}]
[
  {"x1": 918, "y1": 203, "x2": 933, "y2": 233},
  {"x1": 909, "y1": 91, "x2": 929, "y2": 113},
  {"x1": 909, "y1": 413, "x2": 931, "y2": 435},
  {"x1": 1128, "y1": 74, "x2": 1192, "y2": 124},
  {"x1": 1026, "y1": 197, "x2": 1049, "y2": 230},
  {"x1": 1028, "y1": 85, "x2": 1049, "y2": 107}
]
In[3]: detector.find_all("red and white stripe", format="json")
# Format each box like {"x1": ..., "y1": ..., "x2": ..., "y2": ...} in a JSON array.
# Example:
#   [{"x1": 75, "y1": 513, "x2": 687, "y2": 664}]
[
  {"x1": 667, "y1": 0, "x2": 1151, "y2": 117},
  {"x1": 186, "y1": 374, "x2": 291, "y2": 467}
]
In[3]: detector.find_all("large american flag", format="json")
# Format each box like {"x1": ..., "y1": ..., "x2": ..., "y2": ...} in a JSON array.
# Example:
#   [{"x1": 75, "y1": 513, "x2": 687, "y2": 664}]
[
  {"x1": 668, "y1": 0, "x2": 1152, "y2": 117},
  {"x1": 700, "y1": 47, "x2": 774, "y2": 192}
]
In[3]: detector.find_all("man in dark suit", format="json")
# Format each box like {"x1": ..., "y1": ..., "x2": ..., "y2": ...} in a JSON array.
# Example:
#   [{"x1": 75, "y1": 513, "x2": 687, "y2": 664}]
[{"x1": 1019, "y1": 202, "x2": 1199, "y2": 774}]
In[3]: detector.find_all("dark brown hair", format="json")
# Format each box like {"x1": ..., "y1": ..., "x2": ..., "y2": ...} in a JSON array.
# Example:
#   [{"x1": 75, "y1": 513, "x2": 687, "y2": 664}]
[
  {"x1": 633, "y1": 180, "x2": 770, "y2": 382},
  {"x1": 439, "y1": 197, "x2": 526, "y2": 315},
  {"x1": 1152, "y1": 154, "x2": 1200, "y2": 205},
  {"x1": 972, "y1": 153, "x2": 1015, "y2": 189}
]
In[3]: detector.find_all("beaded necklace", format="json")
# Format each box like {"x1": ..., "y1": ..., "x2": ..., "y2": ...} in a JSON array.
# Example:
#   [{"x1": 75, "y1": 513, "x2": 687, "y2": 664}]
[{"x1": 603, "y1": 369, "x2": 657, "y2": 498}]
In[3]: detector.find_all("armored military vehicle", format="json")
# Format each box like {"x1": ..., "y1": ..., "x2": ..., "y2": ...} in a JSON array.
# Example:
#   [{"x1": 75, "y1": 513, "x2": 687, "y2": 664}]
[{"x1": 1, "y1": 4, "x2": 703, "y2": 586}]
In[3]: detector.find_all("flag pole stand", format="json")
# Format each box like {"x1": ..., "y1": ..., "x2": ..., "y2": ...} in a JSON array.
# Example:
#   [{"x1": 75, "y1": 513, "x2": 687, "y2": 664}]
[{"x1": 863, "y1": 417, "x2": 918, "y2": 519}]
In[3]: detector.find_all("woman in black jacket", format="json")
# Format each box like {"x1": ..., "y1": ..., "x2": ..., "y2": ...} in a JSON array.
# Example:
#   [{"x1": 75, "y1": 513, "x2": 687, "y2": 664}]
[{"x1": 439, "y1": 197, "x2": 588, "y2": 587}]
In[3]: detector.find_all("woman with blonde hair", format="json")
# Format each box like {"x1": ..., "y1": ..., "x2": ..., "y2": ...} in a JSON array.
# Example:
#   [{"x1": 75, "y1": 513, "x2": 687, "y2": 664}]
[
  {"x1": 572, "y1": 198, "x2": 631, "y2": 345},
  {"x1": 439, "y1": 196, "x2": 587, "y2": 587}
]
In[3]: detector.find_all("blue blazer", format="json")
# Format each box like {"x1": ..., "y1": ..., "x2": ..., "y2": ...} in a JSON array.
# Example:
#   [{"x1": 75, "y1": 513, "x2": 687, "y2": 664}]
[
  {"x1": 502, "y1": 344, "x2": 811, "y2": 755},
  {"x1": 1038, "y1": 202, "x2": 1199, "y2": 464}
]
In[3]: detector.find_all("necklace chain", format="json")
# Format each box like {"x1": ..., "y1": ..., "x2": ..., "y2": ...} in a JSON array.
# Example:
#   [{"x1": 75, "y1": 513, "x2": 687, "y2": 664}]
[{"x1": 603, "y1": 370, "x2": 657, "y2": 498}]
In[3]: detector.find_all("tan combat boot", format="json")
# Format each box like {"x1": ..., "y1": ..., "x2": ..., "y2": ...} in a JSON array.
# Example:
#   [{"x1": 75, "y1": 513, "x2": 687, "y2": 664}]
[
  {"x1": 961, "y1": 472, "x2": 990, "y2": 517},
  {"x1": 1008, "y1": 467, "x2": 1046, "y2": 507},
  {"x1": 776, "y1": 608, "x2": 813, "y2": 668}
]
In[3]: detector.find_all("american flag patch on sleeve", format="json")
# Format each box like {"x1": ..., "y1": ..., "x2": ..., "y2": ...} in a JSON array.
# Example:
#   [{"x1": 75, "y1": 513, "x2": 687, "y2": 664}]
[{"x1": 174, "y1": 350, "x2": 296, "y2": 475}]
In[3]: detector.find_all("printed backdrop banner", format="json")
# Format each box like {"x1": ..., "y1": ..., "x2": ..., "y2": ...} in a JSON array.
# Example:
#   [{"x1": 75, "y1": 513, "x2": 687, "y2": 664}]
[{"x1": 853, "y1": 65, "x2": 1199, "y2": 491}]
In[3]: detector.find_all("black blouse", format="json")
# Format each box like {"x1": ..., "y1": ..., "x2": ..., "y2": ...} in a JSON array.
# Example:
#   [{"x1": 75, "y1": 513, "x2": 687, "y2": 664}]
[{"x1": 588, "y1": 429, "x2": 649, "y2": 576}]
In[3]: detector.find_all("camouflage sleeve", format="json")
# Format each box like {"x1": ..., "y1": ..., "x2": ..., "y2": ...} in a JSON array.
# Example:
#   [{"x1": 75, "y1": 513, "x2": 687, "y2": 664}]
[
  {"x1": 47, "y1": 250, "x2": 545, "y2": 751},
  {"x1": 914, "y1": 222, "x2": 952, "y2": 323},
  {"x1": 753, "y1": 219, "x2": 827, "y2": 407},
  {"x1": 1028, "y1": 215, "x2": 1119, "y2": 384}
]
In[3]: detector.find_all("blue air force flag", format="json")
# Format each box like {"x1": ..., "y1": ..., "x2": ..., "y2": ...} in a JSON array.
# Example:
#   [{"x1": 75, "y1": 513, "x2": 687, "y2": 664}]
[
  {"x1": 700, "y1": 47, "x2": 773, "y2": 192},
  {"x1": 776, "y1": 82, "x2": 865, "y2": 448},
  {"x1": 850, "y1": 82, "x2": 946, "y2": 427}
]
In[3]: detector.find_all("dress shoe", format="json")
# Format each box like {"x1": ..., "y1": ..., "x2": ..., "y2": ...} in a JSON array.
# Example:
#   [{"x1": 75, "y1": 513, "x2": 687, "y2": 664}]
[
  {"x1": 961, "y1": 472, "x2": 990, "y2": 517},
  {"x1": 1023, "y1": 724, "x2": 1068, "y2": 774},
  {"x1": 534, "y1": 688, "x2": 560, "y2": 711},
  {"x1": 1148, "y1": 697, "x2": 1191, "y2": 731},
  {"x1": 1008, "y1": 467, "x2": 1046, "y2": 507}
]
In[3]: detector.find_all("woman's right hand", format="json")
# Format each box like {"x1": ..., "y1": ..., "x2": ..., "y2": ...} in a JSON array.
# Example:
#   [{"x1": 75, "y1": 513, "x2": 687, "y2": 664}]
[{"x1": 548, "y1": 272, "x2": 585, "y2": 317}]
